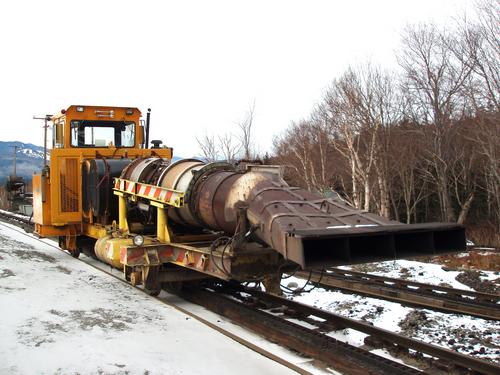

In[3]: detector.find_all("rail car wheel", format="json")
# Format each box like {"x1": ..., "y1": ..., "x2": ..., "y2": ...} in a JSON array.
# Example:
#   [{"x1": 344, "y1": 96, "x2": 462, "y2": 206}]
[
  {"x1": 58, "y1": 236, "x2": 80, "y2": 258},
  {"x1": 144, "y1": 266, "x2": 161, "y2": 296},
  {"x1": 162, "y1": 281, "x2": 184, "y2": 293},
  {"x1": 58, "y1": 236, "x2": 65, "y2": 249},
  {"x1": 144, "y1": 287, "x2": 161, "y2": 296}
]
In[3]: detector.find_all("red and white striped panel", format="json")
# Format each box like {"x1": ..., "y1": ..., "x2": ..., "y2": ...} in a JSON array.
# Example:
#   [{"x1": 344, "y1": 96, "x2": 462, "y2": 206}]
[
  {"x1": 115, "y1": 179, "x2": 135, "y2": 194},
  {"x1": 137, "y1": 183, "x2": 175, "y2": 203},
  {"x1": 125, "y1": 181, "x2": 135, "y2": 193}
]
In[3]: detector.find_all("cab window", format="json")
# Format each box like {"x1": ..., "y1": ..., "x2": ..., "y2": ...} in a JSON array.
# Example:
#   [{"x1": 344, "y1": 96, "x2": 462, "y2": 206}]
[{"x1": 70, "y1": 120, "x2": 135, "y2": 147}]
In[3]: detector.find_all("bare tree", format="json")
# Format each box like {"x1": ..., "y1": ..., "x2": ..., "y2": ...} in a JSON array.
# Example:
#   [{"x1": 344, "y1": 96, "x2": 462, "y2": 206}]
[
  {"x1": 238, "y1": 101, "x2": 256, "y2": 160},
  {"x1": 273, "y1": 121, "x2": 315, "y2": 191},
  {"x1": 218, "y1": 133, "x2": 241, "y2": 163},
  {"x1": 273, "y1": 118, "x2": 339, "y2": 194},
  {"x1": 196, "y1": 133, "x2": 219, "y2": 162},
  {"x1": 319, "y1": 64, "x2": 402, "y2": 215},
  {"x1": 389, "y1": 124, "x2": 430, "y2": 223},
  {"x1": 398, "y1": 23, "x2": 474, "y2": 221},
  {"x1": 270, "y1": 2, "x2": 500, "y2": 244},
  {"x1": 454, "y1": 0, "x2": 500, "y2": 229},
  {"x1": 455, "y1": 0, "x2": 499, "y2": 110}
]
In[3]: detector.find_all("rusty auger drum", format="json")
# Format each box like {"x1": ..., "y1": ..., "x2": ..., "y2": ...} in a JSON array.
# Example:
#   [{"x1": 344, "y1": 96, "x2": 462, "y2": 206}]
[{"x1": 32, "y1": 105, "x2": 466, "y2": 295}]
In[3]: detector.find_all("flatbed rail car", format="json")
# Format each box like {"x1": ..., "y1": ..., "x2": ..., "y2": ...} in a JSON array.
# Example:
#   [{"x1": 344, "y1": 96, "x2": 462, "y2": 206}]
[{"x1": 32, "y1": 105, "x2": 466, "y2": 294}]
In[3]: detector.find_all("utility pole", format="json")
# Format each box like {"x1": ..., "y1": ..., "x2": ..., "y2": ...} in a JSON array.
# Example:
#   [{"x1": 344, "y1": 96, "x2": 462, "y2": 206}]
[
  {"x1": 9, "y1": 145, "x2": 19, "y2": 177},
  {"x1": 33, "y1": 114, "x2": 52, "y2": 167}
]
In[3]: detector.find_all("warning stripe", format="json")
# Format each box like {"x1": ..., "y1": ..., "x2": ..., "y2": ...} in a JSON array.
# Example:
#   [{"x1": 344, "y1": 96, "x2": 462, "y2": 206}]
[
  {"x1": 115, "y1": 180, "x2": 181, "y2": 205},
  {"x1": 127, "y1": 182, "x2": 135, "y2": 193}
]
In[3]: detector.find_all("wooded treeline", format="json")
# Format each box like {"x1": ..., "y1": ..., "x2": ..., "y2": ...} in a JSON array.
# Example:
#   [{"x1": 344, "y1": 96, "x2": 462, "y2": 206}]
[{"x1": 272, "y1": 1, "x2": 499, "y2": 245}]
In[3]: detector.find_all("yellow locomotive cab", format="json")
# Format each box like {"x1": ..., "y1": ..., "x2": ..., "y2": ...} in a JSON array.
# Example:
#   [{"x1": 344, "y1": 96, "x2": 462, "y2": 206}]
[{"x1": 33, "y1": 105, "x2": 172, "y2": 251}]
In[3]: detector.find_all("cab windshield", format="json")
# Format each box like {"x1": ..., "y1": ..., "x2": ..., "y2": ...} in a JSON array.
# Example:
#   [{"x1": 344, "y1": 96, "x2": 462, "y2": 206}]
[{"x1": 70, "y1": 120, "x2": 135, "y2": 147}]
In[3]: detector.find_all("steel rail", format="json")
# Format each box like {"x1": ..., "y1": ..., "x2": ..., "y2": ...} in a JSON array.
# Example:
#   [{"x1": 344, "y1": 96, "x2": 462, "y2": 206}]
[
  {"x1": 223, "y1": 283, "x2": 500, "y2": 375},
  {"x1": 0, "y1": 220, "x2": 310, "y2": 375},
  {"x1": 294, "y1": 268, "x2": 500, "y2": 321},
  {"x1": 0, "y1": 209, "x2": 33, "y2": 226},
  {"x1": 179, "y1": 284, "x2": 422, "y2": 375}
]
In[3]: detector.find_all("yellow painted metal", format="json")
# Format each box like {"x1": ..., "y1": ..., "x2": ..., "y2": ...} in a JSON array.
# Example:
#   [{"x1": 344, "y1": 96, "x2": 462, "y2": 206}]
[
  {"x1": 94, "y1": 235, "x2": 130, "y2": 269},
  {"x1": 156, "y1": 206, "x2": 170, "y2": 243},
  {"x1": 32, "y1": 173, "x2": 51, "y2": 225},
  {"x1": 82, "y1": 222, "x2": 109, "y2": 239},
  {"x1": 117, "y1": 192, "x2": 129, "y2": 233},
  {"x1": 48, "y1": 144, "x2": 172, "y2": 226},
  {"x1": 34, "y1": 223, "x2": 75, "y2": 237},
  {"x1": 95, "y1": 235, "x2": 154, "y2": 269},
  {"x1": 52, "y1": 105, "x2": 142, "y2": 149}
]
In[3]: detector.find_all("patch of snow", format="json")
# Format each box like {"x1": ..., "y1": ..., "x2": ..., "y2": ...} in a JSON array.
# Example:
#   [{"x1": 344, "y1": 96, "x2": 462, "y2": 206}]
[
  {"x1": 478, "y1": 272, "x2": 499, "y2": 283},
  {"x1": 327, "y1": 328, "x2": 367, "y2": 347},
  {"x1": 286, "y1": 268, "x2": 500, "y2": 364},
  {"x1": 0, "y1": 223, "x2": 295, "y2": 375},
  {"x1": 287, "y1": 276, "x2": 412, "y2": 334},
  {"x1": 17, "y1": 148, "x2": 45, "y2": 159},
  {"x1": 362, "y1": 259, "x2": 474, "y2": 290},
  {"x1": 370, "y1": 349, "x2": 420, "y2": 370}
]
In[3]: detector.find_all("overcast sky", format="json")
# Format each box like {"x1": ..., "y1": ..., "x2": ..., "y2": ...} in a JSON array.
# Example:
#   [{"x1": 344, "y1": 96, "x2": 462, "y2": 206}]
[{"x1": 0, "y1": 0, "x2": 473, "y2": 157}]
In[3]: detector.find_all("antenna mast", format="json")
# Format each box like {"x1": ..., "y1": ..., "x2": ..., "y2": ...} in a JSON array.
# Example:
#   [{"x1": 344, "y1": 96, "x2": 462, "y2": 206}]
[{"x1": 33, "y1": 114, "x2": 52, "y2": 167}]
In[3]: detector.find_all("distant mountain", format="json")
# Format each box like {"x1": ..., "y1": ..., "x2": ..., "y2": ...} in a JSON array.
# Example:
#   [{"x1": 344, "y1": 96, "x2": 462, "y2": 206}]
[
  {"x1": 0, "y1": 141, "x2": 45, "y2": 183},
  {"x1": 0, "y1": 141, "x2": 188, "y2": 184}
]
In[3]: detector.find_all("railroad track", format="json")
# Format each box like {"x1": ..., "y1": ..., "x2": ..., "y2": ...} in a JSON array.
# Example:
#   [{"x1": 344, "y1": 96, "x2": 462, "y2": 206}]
[
  {"x1": 295, "y1": 268, "x2": 500, "y2": 321},
  {"x1": 181, "y1": 281, "x2": 500, "y2": 375},
  {"x1": 0, "y1": 209, "x2": 33, "y2": 226},
  {"x1": 179, "y1": 282, "x2": 422, "y2": 375},
  {"x1": 1, "y1": 214, "x2": 500, "y2": 374},
  {"x1": 0, "y1": 217, "x2": 428, "y2": 374}
]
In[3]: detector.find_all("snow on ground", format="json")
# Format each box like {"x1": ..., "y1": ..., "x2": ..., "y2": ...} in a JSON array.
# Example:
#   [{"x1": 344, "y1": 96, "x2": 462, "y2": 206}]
[
  {"x1": 287, "y1": 276, "x2": 413, "y2": 334},
  {"x1": 285, "y1": 265, "x2": 500, "y2": 365},
  {"x1": 0, "y1": 223, "x2": 296, "y2": 375},
  {"x1": 412, "y1": 310, "x2": 500, "y2": 362},
  {"x1": 339, "y1": 259, "x2": 476, "y2": 290},
  {"x1": 80, "y1": 253, "x2": 334, "y2": 375},
  {"x1": 0, "y1": 209, "x2": 31, "y2": 221},
  {"x1": 479, "y1": 270, "x2": 500, "y2": 283}
]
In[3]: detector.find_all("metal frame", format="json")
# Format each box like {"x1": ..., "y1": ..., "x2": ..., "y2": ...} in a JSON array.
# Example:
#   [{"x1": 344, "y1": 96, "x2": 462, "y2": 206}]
[{"x1": 112, "y1": 177, "x2": 285, "y2": 284}]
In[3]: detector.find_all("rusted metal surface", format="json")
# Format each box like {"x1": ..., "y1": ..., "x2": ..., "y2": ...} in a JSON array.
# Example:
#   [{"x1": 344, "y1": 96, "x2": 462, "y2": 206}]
[
  {"x1": 119, "y1": 241, "x2": 281, "y2": 281},
  {"x1": 158, "y1": 159, "x2": 206, "y2": 227},
  {"x1": 195, "y1": 170, "x2": 240, "y2": 232},
  {"x1": 247, "y1": 180, "x2": 465, "y2": 268},
  {"x1": 179, "y1": 284, "x2": 422, "y2": 375},
  {"x1": 296, "y1": 269, "x2": 500, "y2": 320}
]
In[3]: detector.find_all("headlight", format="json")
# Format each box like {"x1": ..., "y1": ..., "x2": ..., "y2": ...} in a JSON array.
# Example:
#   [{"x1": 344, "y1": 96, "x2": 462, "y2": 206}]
[{"x1": 133, "y1": 235, "x2": 145, "y2": 247}]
